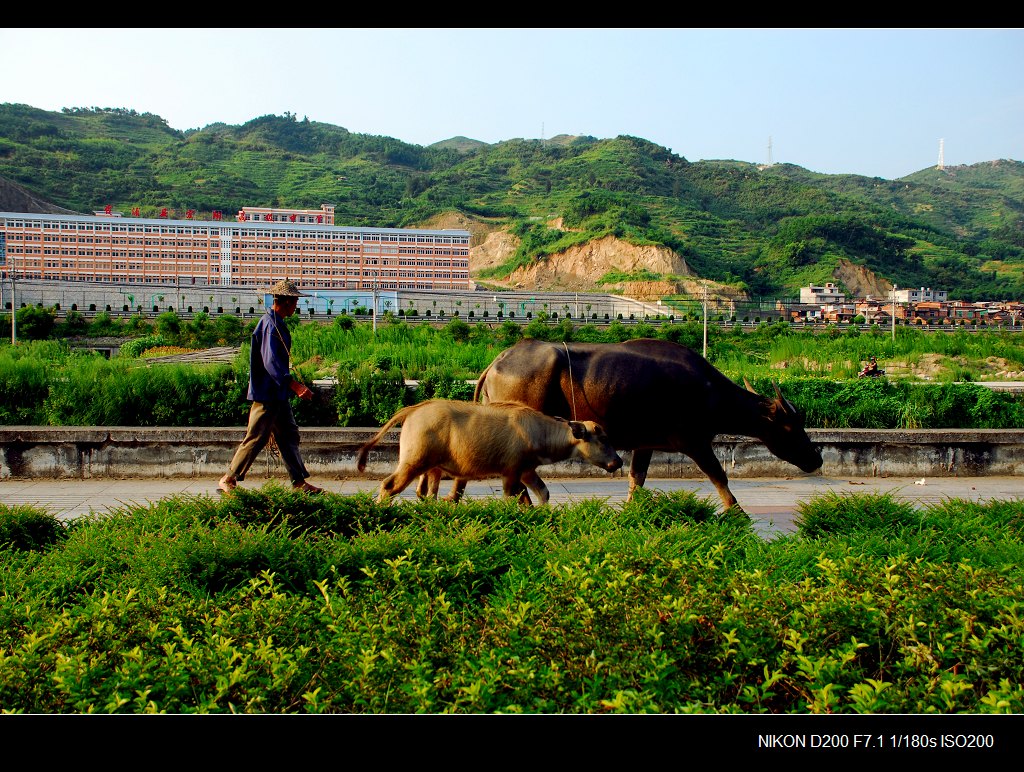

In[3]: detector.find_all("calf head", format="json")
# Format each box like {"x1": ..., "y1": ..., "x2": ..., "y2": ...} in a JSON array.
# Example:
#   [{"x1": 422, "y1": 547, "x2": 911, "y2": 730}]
[{"x1": 567, "y1": 420, "x2": 623, "y2": 472}]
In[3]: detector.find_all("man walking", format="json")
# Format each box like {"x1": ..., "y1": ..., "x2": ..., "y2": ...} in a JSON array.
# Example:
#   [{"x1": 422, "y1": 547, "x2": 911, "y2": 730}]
[{"x1": 219, "y1": 278, "x2": 323, "y2": 495}]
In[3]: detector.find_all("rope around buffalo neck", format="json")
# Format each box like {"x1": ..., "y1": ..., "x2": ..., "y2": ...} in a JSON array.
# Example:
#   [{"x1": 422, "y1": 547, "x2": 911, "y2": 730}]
[{"x1": 563, "y1": 341, "x2": 577, "y2": 421}]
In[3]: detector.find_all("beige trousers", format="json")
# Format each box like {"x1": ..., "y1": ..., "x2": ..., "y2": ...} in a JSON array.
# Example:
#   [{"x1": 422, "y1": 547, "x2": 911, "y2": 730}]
[{"x1": 226, "y1": 400, "x2": 309, "y2": 485}]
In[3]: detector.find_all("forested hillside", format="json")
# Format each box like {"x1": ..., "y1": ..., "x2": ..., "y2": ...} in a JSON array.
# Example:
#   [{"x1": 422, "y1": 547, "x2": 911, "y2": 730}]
[{"x1": 1, "y1": 103, "x2": 1022, "y2": 301}]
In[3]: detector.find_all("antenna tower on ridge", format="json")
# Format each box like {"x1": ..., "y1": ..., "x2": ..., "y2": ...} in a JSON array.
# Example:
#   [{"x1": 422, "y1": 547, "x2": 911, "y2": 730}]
[
  {"x1": 937, "y1": 138, "x2": 945, "y2": 171},
  {"x1": 767, "y1": 136, "x2": 774, "y2": 166}
]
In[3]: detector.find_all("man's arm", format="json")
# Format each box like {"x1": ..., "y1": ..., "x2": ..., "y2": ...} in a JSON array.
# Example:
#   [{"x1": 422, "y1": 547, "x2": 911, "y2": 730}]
[
  {"x1": 289, "y1": 379, "x2": 313, "y2": 400},
  {"x1": 261, "y1": 321, "x2": 312, "y2": 400},
  {"x1": 261, "y1": 321, "x2": 293, "y2": 388}
]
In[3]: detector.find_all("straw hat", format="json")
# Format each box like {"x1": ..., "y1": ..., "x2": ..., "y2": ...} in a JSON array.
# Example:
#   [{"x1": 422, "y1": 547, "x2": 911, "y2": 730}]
[{"x1": 264, "y1": 278, "x2": 307, "y2": 297}]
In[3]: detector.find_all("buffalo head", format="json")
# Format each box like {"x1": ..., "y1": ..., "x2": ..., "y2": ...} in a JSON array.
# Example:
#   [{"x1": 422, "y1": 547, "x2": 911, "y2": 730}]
[{"x1": 746, "y1": 380, "x2": 822, "y2": 473}]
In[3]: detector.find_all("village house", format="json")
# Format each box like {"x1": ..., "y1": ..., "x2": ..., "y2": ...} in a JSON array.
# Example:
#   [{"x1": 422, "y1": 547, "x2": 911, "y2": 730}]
[
  {"x1": 784, "y1": 283, "x2": 1023, "y2": 328},
  {"x1": 800, "y1": 282, "x2": 846, "y2": 304}
]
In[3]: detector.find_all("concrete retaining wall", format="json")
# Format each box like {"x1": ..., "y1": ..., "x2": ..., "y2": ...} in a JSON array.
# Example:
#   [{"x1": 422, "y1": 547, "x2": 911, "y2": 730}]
[{"x1": 2, "y1": 427, "x2": 1023, "y2": 481}]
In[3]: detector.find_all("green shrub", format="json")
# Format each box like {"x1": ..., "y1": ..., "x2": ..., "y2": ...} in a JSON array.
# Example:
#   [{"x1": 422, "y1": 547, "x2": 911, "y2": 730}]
[
  {"x1": 1, "y1": 490, "x2": 1023, "y2": 713},
  {"x1": 795, "y1": 491, "x2": 921, "y2": 539},
  {"x1": 334, "y1": 364, "x2": 409, "y2": 426},
  {"x1": 0, "y1": 505, "x2": 67, "y2": 551},
  {"x1": 413, "y1": 368, "x2": 474, "y2": 402},
  {"x1": 119, "y1": 335, "x2": 168, "y2": 358}
]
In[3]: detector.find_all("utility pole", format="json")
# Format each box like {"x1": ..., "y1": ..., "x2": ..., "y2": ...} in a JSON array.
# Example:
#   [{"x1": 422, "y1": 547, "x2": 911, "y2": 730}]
[
  {"x1": 371, "y1": 272, "x2": 378, "y2": 335},
  {"x1": 892, "y1": 284, "x2": 897, "y2": 344},
  {"x1": 10, "y1": 272, "x2": 16, "y2": 345},
  {"x1": 702, "y1": 283, "x2": 709, "y2": 358}
]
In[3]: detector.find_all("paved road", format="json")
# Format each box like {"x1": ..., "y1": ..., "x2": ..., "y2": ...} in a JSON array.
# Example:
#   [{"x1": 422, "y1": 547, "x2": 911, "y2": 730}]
[{"x1": 2, "y1": 474, "x2": 1020, "y2": 538}]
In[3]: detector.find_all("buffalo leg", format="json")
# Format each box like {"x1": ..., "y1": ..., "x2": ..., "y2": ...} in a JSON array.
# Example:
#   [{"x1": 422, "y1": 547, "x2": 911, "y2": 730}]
[
  {"x1": 627, "y1": 448, "x2": 654, "y2": 500},
  {"x1": 502, "y1": 475, "x2": 534, "y2": 506},
  {"x1": 684, "y1": 444, "x2": 741, "y2": 512},
  {"x1": 519, "y1": 469, "x2": 550, "y2": 505}
]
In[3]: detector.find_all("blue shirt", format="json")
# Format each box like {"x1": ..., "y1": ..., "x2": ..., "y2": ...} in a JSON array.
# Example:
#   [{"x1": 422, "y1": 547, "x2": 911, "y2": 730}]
[{"x1": 247, "y1": 308, "x2": 293, "y2": 402}]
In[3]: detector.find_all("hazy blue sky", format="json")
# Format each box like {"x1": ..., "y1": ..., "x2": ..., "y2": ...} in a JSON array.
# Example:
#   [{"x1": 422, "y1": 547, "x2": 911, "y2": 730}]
[{"x1": 3, "y1": 28, "x2": 1021, "y2": 180}]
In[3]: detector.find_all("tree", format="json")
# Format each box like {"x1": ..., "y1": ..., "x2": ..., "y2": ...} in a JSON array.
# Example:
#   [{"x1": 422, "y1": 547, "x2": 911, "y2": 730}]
[
  {"x1": 213, "y1": 314, "x2": 243, "y2": 345},
  {"x1": 15, "y1": 305, "x2": 56, "y2": 340},
  {"x1": 60, "y1": 310, "x2": 88, "y2": 336},
  {"x1": 155, "y1": 311, "x2": 181, "y2": 340},
  {"x1": 443, "y1": 316, "x2": 471, "y2": 342}
]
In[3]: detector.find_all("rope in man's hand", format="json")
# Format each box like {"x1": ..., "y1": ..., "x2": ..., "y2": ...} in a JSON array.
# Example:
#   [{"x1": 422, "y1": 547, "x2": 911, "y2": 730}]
[{"x1": 265, "y1": 432, "x2": 280, "y2": 474}]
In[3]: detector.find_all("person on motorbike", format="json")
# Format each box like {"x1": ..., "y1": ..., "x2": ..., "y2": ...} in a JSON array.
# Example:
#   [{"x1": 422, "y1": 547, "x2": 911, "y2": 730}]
[{"x1": 860, "y1": 356, "x2": 880, "y2": 377}]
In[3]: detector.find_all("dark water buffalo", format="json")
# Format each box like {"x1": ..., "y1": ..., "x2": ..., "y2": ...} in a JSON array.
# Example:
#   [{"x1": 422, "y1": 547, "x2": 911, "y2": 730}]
[{"x1": 474, "y1": 338, "x2": 822, "y2": 511}]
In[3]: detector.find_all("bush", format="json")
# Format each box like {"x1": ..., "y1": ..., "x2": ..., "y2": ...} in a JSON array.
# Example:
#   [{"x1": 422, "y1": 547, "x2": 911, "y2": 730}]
[
  {"x1": 0, "y1": 505, "x2": 66, "y2": 550},
  {"x1": 119, "y1": 335, "x2": 169, "y2": 358},
  {"x1": 334, "y1": 364, "x2": 409, "y2": 426},
  {"x1": 414, "y1": 369, "x2": 475, "y2": 402},
  {"x1": 14, "y1": 305, "x2": 56, "y2": 340},
  {"x1": 155, "y1": 311, "x2": 181, "y2": 339},
  {"x1": 1, "y1": 492, "x2": 1022, "y2": 713}
]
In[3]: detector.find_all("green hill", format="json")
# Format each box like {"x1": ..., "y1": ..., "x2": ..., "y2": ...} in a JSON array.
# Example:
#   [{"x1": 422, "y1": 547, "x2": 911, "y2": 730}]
[{"x1": 1, "y1": 103, "x2": 1022, "y2": 301}]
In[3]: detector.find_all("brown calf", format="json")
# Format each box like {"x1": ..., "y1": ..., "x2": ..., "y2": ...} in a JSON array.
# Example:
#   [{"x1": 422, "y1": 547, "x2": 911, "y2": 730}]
[{"x1": 356, "y1": 399, "x2": 622, "y2": 505}]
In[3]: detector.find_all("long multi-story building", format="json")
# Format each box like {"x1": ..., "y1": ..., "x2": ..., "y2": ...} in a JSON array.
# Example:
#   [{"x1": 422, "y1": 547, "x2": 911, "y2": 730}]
[{"x1": 0, "y1": 205, "x2": 471, "y2": 291}]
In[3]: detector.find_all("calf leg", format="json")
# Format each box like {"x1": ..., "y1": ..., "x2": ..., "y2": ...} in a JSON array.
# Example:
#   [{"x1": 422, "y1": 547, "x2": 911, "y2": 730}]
[
  {"x1": 377, "y1": 465, "x2": 421, "y2": 503},
  {"x1": 627, "y1": 448, "x2": 654, "y2": 500},
  {"x1": 520, "y1": 469, "x2": 550, "y2": 505},
  {"x1": 416, "y1": 469, "x2": 443, "y2": 499},
  {"x1": 445, "y1": 478, "x2": 468, "y2": 503}
]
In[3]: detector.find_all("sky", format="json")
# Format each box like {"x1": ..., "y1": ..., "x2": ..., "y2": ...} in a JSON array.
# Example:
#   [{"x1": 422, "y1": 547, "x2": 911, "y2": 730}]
[{"x1": 2, "y1": 27, "x2": 1021, "y2": 180}]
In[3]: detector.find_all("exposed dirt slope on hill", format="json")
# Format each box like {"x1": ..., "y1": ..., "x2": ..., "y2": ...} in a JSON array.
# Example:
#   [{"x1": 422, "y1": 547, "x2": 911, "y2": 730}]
[
  {"x1": 0, "y1": 176, "x2": 80, "y2": 215},
  {"x1": 423, "y1": 212, "x2": 752, "y2": 299},
  {"x1": 495, "y1": 235, "x2": 692, "y2": 293},
  {"x1": 833, "y1": 259, "x2": 893, "y2": 299}
]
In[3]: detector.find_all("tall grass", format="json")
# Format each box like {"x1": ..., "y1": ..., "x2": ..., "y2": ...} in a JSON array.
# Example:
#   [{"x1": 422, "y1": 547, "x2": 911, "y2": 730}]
[
  {"x1": 4, "y1": 319, "x2": 1024, "y2": 427},
  {"x1": 715, "y1": 324, "x2": 1024, "y2": 381},
  {"x1": 289, "y1": 317, "x2": 503, "y2": 379},
  {"x1": 40, "y1": 357, "x2": 248, "y2": 426}
]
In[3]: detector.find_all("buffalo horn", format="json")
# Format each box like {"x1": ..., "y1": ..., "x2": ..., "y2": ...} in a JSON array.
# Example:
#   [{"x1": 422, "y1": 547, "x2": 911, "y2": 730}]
[{"x1": 773, "y1": 382, "x2": 797, "y2": 414}]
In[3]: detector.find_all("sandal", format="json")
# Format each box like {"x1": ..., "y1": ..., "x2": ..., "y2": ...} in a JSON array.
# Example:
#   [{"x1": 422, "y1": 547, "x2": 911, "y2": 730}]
[
  {"x1": 293, "y1": 481, "x2": 323, "y2": 494},
  {"x1": 218, "y1": 476, "x2": 237, "y2": 495}
]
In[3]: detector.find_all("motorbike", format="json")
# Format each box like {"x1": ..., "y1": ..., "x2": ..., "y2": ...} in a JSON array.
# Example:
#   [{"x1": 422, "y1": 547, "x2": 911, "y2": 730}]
[{"x1": 858, "y1": 367, "x2": 885, "y2": 378}]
